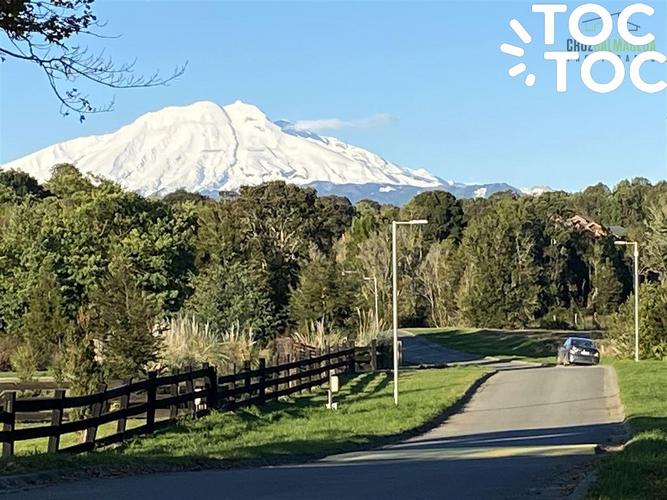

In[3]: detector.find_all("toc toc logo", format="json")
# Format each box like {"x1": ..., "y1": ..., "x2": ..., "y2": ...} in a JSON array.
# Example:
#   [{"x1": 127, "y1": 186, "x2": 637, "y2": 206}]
[{"x1": 501, "y1": 3, "x2": 666, "y2": 93}]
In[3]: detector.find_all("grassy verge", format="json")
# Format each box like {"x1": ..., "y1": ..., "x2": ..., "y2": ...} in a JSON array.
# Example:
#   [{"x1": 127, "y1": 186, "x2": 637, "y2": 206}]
[
  {"x1": 14, "y1": 419, "x2": 146, "y2": 456},
  {"x1": 1, "y1": 366, "x2": 487, "y2": 479},
  {"x1": 588, "y1": 359, "x2": 666, "y2": 499},
  {"x1": 409, "y1": 327, "x2": 561, "y2": 364}
]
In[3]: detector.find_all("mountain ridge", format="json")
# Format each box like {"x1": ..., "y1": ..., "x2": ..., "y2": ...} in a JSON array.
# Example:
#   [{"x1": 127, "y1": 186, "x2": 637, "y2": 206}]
[{"x1": 1, "y1": 100, "x2": 549, "y2": 203}]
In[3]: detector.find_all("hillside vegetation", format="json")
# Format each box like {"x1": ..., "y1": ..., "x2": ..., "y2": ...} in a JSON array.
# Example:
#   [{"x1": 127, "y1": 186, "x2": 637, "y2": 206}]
[{"x1": 0, "y1": 169, "x2": 665, "y2": 391}]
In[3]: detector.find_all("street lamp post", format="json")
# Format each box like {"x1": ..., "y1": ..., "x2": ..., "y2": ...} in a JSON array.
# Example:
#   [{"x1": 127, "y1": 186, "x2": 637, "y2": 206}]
[
  {"x1": 615, "y1": 240, "x2": 640, "y2": 362},
  {"x1": 392, "y1": 219, "x2": 428, "y2": 405},
  {"x1": 342, "y1": 271, "x2": 379, "y2": 335}
]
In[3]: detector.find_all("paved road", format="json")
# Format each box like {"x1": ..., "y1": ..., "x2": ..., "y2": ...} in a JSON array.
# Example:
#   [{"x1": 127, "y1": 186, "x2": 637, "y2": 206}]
[
  {"x1": 399, "y1": 330, "x2": 492, "y2": 365},
  {"x1": 5, "y1": 364, "x2": 625, "y2": 500}
]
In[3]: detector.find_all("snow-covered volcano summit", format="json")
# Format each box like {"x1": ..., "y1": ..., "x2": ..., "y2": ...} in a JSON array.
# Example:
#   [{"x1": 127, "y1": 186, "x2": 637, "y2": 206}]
[
  {"x1": 1, "y1": 100, "x2": 443, "y2": 197},
  {"x1": 2, "y1": 100, "x2": 546, "y2": 202}
]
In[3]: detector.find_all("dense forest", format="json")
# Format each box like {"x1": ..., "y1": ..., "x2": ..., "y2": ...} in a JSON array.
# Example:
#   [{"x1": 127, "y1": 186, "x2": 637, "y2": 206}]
[{"x1": 0, "y1": 165, "x2": 665, "y2": 387}]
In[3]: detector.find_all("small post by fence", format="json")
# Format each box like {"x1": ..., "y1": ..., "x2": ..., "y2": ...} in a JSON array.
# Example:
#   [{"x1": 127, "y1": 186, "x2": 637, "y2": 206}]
[
  {"x1": 258, "y1": 358, "x2": 266, "y2": 404},
  {"x1": 85, "y1": 383, "x2": 107, "y2": 448},
  {"x1": 47, "y1": 389, "x2": 65, "y2": 453},
  {"x1": 116, "y1": 378, "x2": 132, "y2": 434},
  {"x1": 370, "y1": 339, "x2": 378, "y2": 371},
  {"x1": 243, "y1": 361, "x2": 251, "y2": 401},
  {"x1": 145, "y1": 372, "x2": 157, "y2": 433},
  {"x1": 1, "y1": 392, "x2": 15, "y2": 458}
]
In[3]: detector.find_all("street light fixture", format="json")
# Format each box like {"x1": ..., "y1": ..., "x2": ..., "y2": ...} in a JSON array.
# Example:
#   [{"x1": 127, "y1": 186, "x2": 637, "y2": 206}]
[
  {"x1": 392, "y1": 219, "x2": 428, "y2": 405},
  {"x1": 615, "y1": 240, "x2": 640, "y2": 362},
  {"x1": 342, "y1": 270, "x2": 380, "y2": 335}
]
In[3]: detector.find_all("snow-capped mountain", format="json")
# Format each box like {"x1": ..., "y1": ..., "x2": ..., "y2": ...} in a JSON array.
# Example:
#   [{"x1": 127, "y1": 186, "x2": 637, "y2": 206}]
[{"x1": 1, "y1": 100, "x2": 545, "y2": 203}]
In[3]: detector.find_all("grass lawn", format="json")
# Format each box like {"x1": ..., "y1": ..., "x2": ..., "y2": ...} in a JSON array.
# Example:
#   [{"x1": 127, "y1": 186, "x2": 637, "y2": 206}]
[
  {"x1": 588, "y1": 359, "x2": 667, "y2": 500},
  {"x1": 14, "y1": 419, "x2": 146, "y2": 456},
  {"x1": 409, "y1": 327, "x2": 563, "y2": 364},
  {"x1": 0, "y1": 371, "x2": 53, "y2": 380},
  {"x1": 0, "y1": 366, "x2": 487, "y2": 478}
]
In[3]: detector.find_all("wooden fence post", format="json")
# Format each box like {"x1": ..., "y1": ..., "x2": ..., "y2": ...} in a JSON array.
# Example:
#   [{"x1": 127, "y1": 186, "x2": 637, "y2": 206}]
[
  {"x1": 325, "y1": 345, "x2": 331, "y2": 384},
  {"x1": 228, "y1": 364, "x2": 236, "y2": 408},
  {"x1": 145, "y1": 372, "x2": 157, "y2": 433},
  {"x1": 272, "y1": 357, "x2": 279, "y2": 397},
  {"x1": 169, "y1": 369, "x2": 180, "y2": 420},
  {"x1": 243, "y1": 360, "x2": 251, "y2": 401},
  {"x1": 370, "y1": 339, "x2": 378, "y2": 371},
  {"x1": 348, "y1": 342, "x2": 356, "y2": 374},
  {"x1": 184, "y1": 366, "x2": 195, "y2": 417},
  {"x1": 258, "y1": 358, "x2": 266, "y2": 404},
  {"x1": 116, "y1": 378, "x2": 132, "y2": 434},
  {"x1": 307, "y1": 352, "x2": 312, "y2": 392},
  {"x1": 84, "y1": 383, "x2": 107, "y2": 449},
  {"x1": 1, "y1": 392, "x2": 15, "y2": 458},
  {"x1": 206, "y1": 364, "x2": 218, "y2": 410},
  {"x1": 47, "y1": 389, "x2": 65, "y2": 453}
]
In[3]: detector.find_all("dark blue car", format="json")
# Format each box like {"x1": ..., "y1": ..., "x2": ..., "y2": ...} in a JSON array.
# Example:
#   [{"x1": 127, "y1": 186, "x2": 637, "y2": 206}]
[{"x1": 557, "y1": 337, "x2": 600, "y2": 365}]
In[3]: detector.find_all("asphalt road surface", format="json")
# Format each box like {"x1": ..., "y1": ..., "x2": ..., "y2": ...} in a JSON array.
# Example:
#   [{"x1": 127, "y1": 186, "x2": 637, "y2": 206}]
[
  {"x1": 5, "y1": 364, "x2": 625, "y2": 500},
  {"x1": 399, "y1": 330, "x2": 491, "y2": 365}
]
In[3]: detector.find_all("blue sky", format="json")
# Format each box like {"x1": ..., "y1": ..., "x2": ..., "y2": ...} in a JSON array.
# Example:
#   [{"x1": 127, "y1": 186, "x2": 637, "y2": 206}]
[{"x1": 1, "y1": 0, "x2": 665, "y2": 192}]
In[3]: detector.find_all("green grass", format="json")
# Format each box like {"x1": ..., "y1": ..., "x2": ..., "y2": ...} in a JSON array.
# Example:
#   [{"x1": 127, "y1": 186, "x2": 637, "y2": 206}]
[
  {"x1": 409, "y1": 327, "x2": 561, "y2": 364},
  {"x1": 14, "y1": 419, "x2": 146, "y2": 456},
  {"x1": 588, "y1": 359, "x2": 667, "y2": 500},
  {"x1": 0, "y1": 366, "x2": 487, "y2": 479},
  {"x1": 0, "y1": 371, "x2": 53, "y2": 380}
]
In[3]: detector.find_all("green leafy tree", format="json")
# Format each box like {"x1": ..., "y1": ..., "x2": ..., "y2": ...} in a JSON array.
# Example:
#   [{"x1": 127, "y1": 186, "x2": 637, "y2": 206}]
[
  {"x1": 417, "y1": 239, "x2": 464, "y2": 327},
  {"x1": 456, "y1": 197, "x2": 544, "y2": 328},
  {"x1": 45, "y1": 164, "x2": 94, "y2": 198},
  {"x1": 0, "y1": 169, "x2": 49, "y2": 200},
  {"x1": 401, "y1": 191, "x2": 465, "y2": 245},
  {"x1": 289, "y1": 251, "x2": 357, "y2": 333},
  {"x1": 607, "y1": 283, "x2": 667, "y2": 359},
  {"x1": 185, "y1": 261, "x2": 277, "y2": 338},
  {"x1": 19, "y1": 257, "x2": 70, "y2": 368},
  {"x1": 645, "y1": 197, "x2": 667, "y2": 282}
]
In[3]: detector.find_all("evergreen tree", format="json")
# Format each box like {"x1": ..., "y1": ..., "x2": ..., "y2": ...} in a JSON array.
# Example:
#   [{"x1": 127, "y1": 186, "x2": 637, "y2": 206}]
[
  {"x1": 456, "y1": 197, "x2": 544, "y2": 328},
  {"x1": 91, "y1": 257, "x2": 161, "y2": 380},
  {"x1": 185, "y1": 260, "x2": 277, "y2": 338},
  {"x1": 401, "y1": 190, "x2": 465, "y2": 245},
  {"x1": 289, "y1": 251, "x2": 357, "y2": 333},
  {"x1": 19, "y1": 257, "x2": 70, "y2": 368}
]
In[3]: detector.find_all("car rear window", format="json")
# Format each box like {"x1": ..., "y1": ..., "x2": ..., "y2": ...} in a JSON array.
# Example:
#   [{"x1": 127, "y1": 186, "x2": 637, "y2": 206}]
[{"x1": 572, "y1": 339, "x2": 594, "y2": 349}]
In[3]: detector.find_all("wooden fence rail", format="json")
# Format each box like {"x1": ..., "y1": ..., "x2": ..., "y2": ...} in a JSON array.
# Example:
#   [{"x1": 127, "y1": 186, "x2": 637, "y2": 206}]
[{"x1": 0, "y1": 343, "x2": 370, "y2": 458}]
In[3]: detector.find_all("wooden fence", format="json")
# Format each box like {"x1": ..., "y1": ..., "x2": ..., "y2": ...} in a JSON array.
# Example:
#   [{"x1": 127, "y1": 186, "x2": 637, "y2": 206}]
[{"x1": 0, "y1": 343, "x2": 374, "y2": 458}]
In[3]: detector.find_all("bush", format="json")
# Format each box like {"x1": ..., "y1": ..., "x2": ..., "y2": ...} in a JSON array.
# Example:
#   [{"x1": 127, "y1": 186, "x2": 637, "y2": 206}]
[
  {"x1": 0, "y1": 335, "x2": 18, "y2": 371},
  {"x1": 159, "y1": 315, "x2": 228, "y2": 370},
  {"x1": 607, "y1": 283, "x2": 667, "y2": 359},
  {"x1": 10, "y1": 342, "x2": 39, "y2": 381}
]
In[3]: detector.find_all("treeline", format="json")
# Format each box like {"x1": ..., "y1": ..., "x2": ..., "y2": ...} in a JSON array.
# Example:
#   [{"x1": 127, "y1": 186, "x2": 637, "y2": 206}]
[{"x1": 0, "y1": 166, "x2": 665, "y2": 384}]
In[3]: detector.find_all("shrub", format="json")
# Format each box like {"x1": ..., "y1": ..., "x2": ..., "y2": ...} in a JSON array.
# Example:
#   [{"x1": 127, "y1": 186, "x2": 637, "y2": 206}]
[
  {"x1": 606, "y1": 283, "x2": 667, "y2": 359},
  {"x1": 10, "y1": 342, "x2": 39, "y2": 381},
  {"x1": 158, "y1": 315, "x2": 228, "y2": 370},
  {"x1": 0, "y1": 335, "x2": 18, "y2": 371},
  {"x1": 291, "y1": 318, "x2": 347, "y2": 350}
]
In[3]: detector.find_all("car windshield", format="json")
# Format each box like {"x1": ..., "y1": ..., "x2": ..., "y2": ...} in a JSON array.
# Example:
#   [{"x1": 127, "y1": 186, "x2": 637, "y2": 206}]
[{"x1": 572, "y1": 339, "x2": 594, "y2": 349}]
